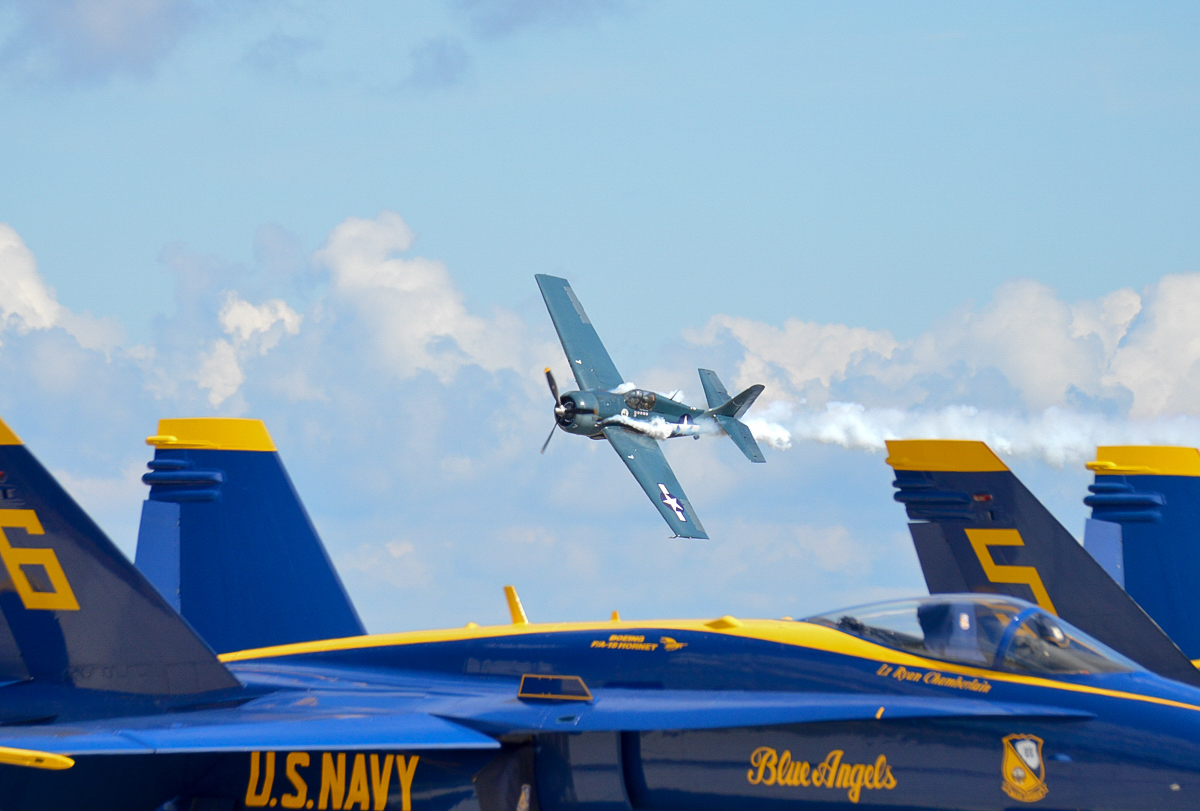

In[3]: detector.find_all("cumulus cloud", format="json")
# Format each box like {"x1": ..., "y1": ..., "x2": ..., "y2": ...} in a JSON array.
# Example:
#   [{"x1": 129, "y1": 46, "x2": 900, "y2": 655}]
[
  {"x1": 0, "y1": 0, "x2": 199, "y2": 84},
  {"x1": 313, "y1": 210, "x2": 534, "y2": 382},
  {"x1": 0, "y1": 224, "x2": 122, "y2": 352},
  {"x1": 700, "y1": 275, "x2": 1200, "y2": 467}
]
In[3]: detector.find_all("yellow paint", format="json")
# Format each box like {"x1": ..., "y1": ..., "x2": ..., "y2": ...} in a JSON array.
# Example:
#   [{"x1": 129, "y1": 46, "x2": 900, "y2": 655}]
[
  {"x1": 1088, "y1": 446, "x2": 1200, "y2": 477},
  {"x1": 245, "y1": 752, "x2": 276, "y2": 808},
  {"x1": 0, "y1": 746, "x2": 73, "y2": 770},
  {"x1": 146, "y1": 418, "x2": 277, "y2": 452},
  {"x1": 611, "y1": 610, "x2": 621, "y2": 621},
  {"x1": 343, "y1": 754, "x2": 369, "y2": 811},
  {"x1": 1001, "y1": 734, "x2": 1048, "y2": 802},
  {"x1": 504, "y1": 585, "x2": 528, "y2": 625},
  {"x1": 884, "y1": 440, "x2": 1008, "y2": 472},
  {"x1": 219, "y1": 616, "x2": 1200, "y2": 714},
  {"x1": 0, "y1": 510, "x2": 79, "y2": 611},
  {"x1": 875, "y1": 707, "x2": 884, "y2": 720},
  {"x1": 369, "y1": 755, "x2": 393, "y2": 811},
  {"x1": 319, "y1": 752, "x2": 345, "y2": 810},
  {"x1": 747, "y1": 747, "x2": 896, "y2": 803},
  {"x1": 280, "y1": 752, "x2": 310, "y2": 809},
  {"x1": 397, "y1": 755, "x2": 419, "y2": 811},
  {"x1": 707, "y1": 615, "x2": 743, "y2": 629},
  {"x1": 0, "y1": 418, "x2": 22, "y2": 446},
  {"x1": 965, "y1": 529, "x2": 1057, "y2": 615}
]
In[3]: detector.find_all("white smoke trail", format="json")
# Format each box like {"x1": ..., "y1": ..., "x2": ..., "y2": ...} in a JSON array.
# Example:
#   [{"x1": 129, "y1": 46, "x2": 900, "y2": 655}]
[{"x1": 745, "y1": 401, "x2": 1200, "y2": 467}]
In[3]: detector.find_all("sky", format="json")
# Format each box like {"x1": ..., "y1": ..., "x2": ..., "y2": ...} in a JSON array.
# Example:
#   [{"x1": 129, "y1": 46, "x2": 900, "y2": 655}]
[{"x1": 2, "y1": 1, "x2": 1200, "y2": 633}]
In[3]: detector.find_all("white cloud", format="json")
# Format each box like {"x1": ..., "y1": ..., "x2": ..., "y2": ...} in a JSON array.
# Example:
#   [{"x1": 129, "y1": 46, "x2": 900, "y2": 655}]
[
  {"x1": 314, "y1": 210, "x2": 533, "y2": 382},
  {"x1": 0, "y1": 223, "x2": 63, "y2": 332}
]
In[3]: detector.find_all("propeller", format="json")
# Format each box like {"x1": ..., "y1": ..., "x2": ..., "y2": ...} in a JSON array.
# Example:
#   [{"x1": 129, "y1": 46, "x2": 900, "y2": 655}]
[{"x1": 541, "y1": 367, "x2": 572, "y2": 453}]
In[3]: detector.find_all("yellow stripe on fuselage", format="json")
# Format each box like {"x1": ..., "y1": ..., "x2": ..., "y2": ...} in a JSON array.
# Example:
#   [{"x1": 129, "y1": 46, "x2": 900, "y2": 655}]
[{"x1": 220, "y1": 618, "x2": 1200, "y2": 714}]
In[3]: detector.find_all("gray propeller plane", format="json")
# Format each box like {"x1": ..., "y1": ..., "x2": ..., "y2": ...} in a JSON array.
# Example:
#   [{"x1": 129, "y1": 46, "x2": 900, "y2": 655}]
[{"x1": 536, "y1": 274, "x2": 765, "y2": 539}]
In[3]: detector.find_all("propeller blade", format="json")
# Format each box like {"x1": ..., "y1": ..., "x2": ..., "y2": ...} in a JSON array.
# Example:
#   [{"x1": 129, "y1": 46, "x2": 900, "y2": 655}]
[
  {"x1": 544, "y1": 367, "x2": 560, "y2": 404},
  {"x1": 540, "y1": 422, "x2": 558, "y2": 454}
]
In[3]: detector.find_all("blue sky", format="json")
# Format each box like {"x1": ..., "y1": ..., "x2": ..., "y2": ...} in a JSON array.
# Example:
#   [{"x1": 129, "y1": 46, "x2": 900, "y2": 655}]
[{"x1": 2, "y1": 1, "x2": 1200, "y2": 632}]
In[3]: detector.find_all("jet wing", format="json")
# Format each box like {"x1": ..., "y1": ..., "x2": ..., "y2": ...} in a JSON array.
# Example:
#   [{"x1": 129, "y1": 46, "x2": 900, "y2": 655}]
[
  {"x1": 0, "y1": 697, "x2": 499, "y2": 756},
  {"x1": 536, "y1": 274, "x2": 624, "y2": 391},
  {"x1": 603, "y1": 426, "x2": 708, "y2": 539}
]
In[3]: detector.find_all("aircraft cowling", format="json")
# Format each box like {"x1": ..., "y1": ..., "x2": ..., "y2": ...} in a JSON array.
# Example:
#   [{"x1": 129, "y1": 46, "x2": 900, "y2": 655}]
[{"x1": 557, "y1": 391, "x2": 623, "y2": 437}]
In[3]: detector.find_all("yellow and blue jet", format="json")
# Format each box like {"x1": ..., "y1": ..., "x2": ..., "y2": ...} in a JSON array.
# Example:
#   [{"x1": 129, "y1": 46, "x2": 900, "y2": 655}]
[
  {"x1": 536, "y1": 274, "x2": 765, "y2": 539},
  {"x1": 2, "y1": 420, "x2": 1200, "y2": 809}
]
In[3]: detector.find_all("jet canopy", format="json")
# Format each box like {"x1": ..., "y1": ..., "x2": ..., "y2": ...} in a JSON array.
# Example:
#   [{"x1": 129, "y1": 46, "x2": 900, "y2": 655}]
[{"x1": 805, "y1": 594, "x2": 1142, "y2": 676}]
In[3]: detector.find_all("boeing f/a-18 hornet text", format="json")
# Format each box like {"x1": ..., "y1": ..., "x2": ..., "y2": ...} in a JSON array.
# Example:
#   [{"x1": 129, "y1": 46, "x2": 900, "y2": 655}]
[
  {"x1": 0, "y1": 417, "x2": 1194, "y2": 809},
  {"x1": 536, "y1": 274, "x2": 765, "y2": 539}
]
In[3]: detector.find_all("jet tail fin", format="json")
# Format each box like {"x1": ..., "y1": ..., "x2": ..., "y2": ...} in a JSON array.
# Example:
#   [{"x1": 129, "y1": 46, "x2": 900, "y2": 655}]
[
  {"x1": 138, "y1": 419, "x2": 365, "y2": 655},
  {"x1": 0, "y1": 416, "x2": 236, "y2": 694},
  {"x1": 886, "y1": 439, "x2": 1200, "y2": 687},
  {"x1": 1085, "y1": 446, "x2": 1200, "y2": 659}
]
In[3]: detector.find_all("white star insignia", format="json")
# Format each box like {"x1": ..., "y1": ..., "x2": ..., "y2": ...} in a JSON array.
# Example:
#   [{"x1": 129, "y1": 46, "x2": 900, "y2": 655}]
[{"x1": 657, "y1": 483, "x2": 687, "y2": 522}]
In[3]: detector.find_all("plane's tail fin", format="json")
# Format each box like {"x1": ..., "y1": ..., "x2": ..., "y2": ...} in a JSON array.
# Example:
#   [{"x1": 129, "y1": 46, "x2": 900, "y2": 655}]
[
  {"x1": 0, "y1": 416, "x2": 236, "y2": 694},
  {"x1": 886, "y1": 439, "x2": 1200, "y2": 686},
  {"x1": 137, "y1": 419, "x2": 364, "y2": 655},
  {"x1": 1084, "y1": 446, "x2": 1200, "y2": 660},
  {"x1": 698, "y1": 370, "x2": 765, "y2": 463}
]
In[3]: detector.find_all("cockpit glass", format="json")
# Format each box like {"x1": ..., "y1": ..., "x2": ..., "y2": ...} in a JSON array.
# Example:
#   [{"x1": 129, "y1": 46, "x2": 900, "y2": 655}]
[
  {"x1": 803, "y1": 595, "x2": 1141, "y2": 675},
  {"x1": 1001, "y1": 612, "x2": 1138, "y2": 675},
  {"x1": 623, "y1": 390, "x2": 657, "y2": 411}
]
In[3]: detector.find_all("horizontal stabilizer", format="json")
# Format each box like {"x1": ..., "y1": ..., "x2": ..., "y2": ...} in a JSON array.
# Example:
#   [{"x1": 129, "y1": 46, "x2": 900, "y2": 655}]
[
  {"x1": 698, "y1": 369, "x2": 731, "y2": 409},
  {"x1": 887, "y1": 439, "x2": 1200, "y2": 687},
  {"x1": 714, "y1": 415, "x2": 765, "y2": 463}
]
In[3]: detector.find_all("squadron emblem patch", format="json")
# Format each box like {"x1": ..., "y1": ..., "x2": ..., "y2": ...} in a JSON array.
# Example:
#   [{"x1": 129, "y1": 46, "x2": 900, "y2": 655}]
[{"x1": 1001, "y1": 734, "x2": 1048, "y2": 803}]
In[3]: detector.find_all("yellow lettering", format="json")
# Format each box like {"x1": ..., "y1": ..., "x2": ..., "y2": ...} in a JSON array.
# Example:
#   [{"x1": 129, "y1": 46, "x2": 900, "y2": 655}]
[
  {"x1": 965, "y1": 528, "x2": 1057, "y2": 614},
  {"x1": 343, "y1": 754, "x2": 369, "y2": 810},
  {"x1": 835, "y1": 763, "x2": 852, "y2": 788},
  {"x1": 397, "y1": 754, "x2": 419, "y2": 811},
  {"x1": 0, "y1": 510, "x2": 79, "y2": 611},
  {"x1": 815, "y1": 750, "x2": 843, "y2": 787},
  {"x1": 320, "y1": 753, "x2": 346, "y2": 810},
  {"x1": 777, "y1": 750, "x2": 792, "y2": 785},
  {"x1": 370, "y1": 754, "x2": 394, "y2": 811},
  {"x1": 747, "y1": 747, "x2": 777, "y2": 785},
  {"x1": 797, "y1": 761, "x2": 811, "y2": 787},
  {"x1": 281, "y1": 752, "x2": 309, "y2": 809},
  {"x1": 883, "y1": 765, "x2": 897, "y2": 790},
  {"x1": 846, "y1": 764, "x2": 866, "y2": 803},
  {"x1": 875, "y1": 664, "x2": 891, "y2": 676},
  {"x1": 245, "y1": 752, "x2": 276, "y2": 808}
]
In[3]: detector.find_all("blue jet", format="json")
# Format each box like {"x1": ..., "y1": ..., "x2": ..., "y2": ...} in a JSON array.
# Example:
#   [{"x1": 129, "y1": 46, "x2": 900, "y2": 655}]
[
  {"x1": 536, "y1": 274, "x2": 766, "y2": 539},
  {"x1": 0, "y1": 420, "x2": 1199, "y2": 810}
]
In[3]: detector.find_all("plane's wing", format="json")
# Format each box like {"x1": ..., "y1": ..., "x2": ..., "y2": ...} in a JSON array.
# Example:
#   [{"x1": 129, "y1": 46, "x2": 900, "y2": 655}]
[
  {"x1": 0, "y1": 698, "x2": 499, "y2": 756},
  {"x1": 603, "y1": 426, "x2": 708, "y2": 539},
  {"x1": 536, "y1": 274, "x2": 624, "y2": 391}
]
